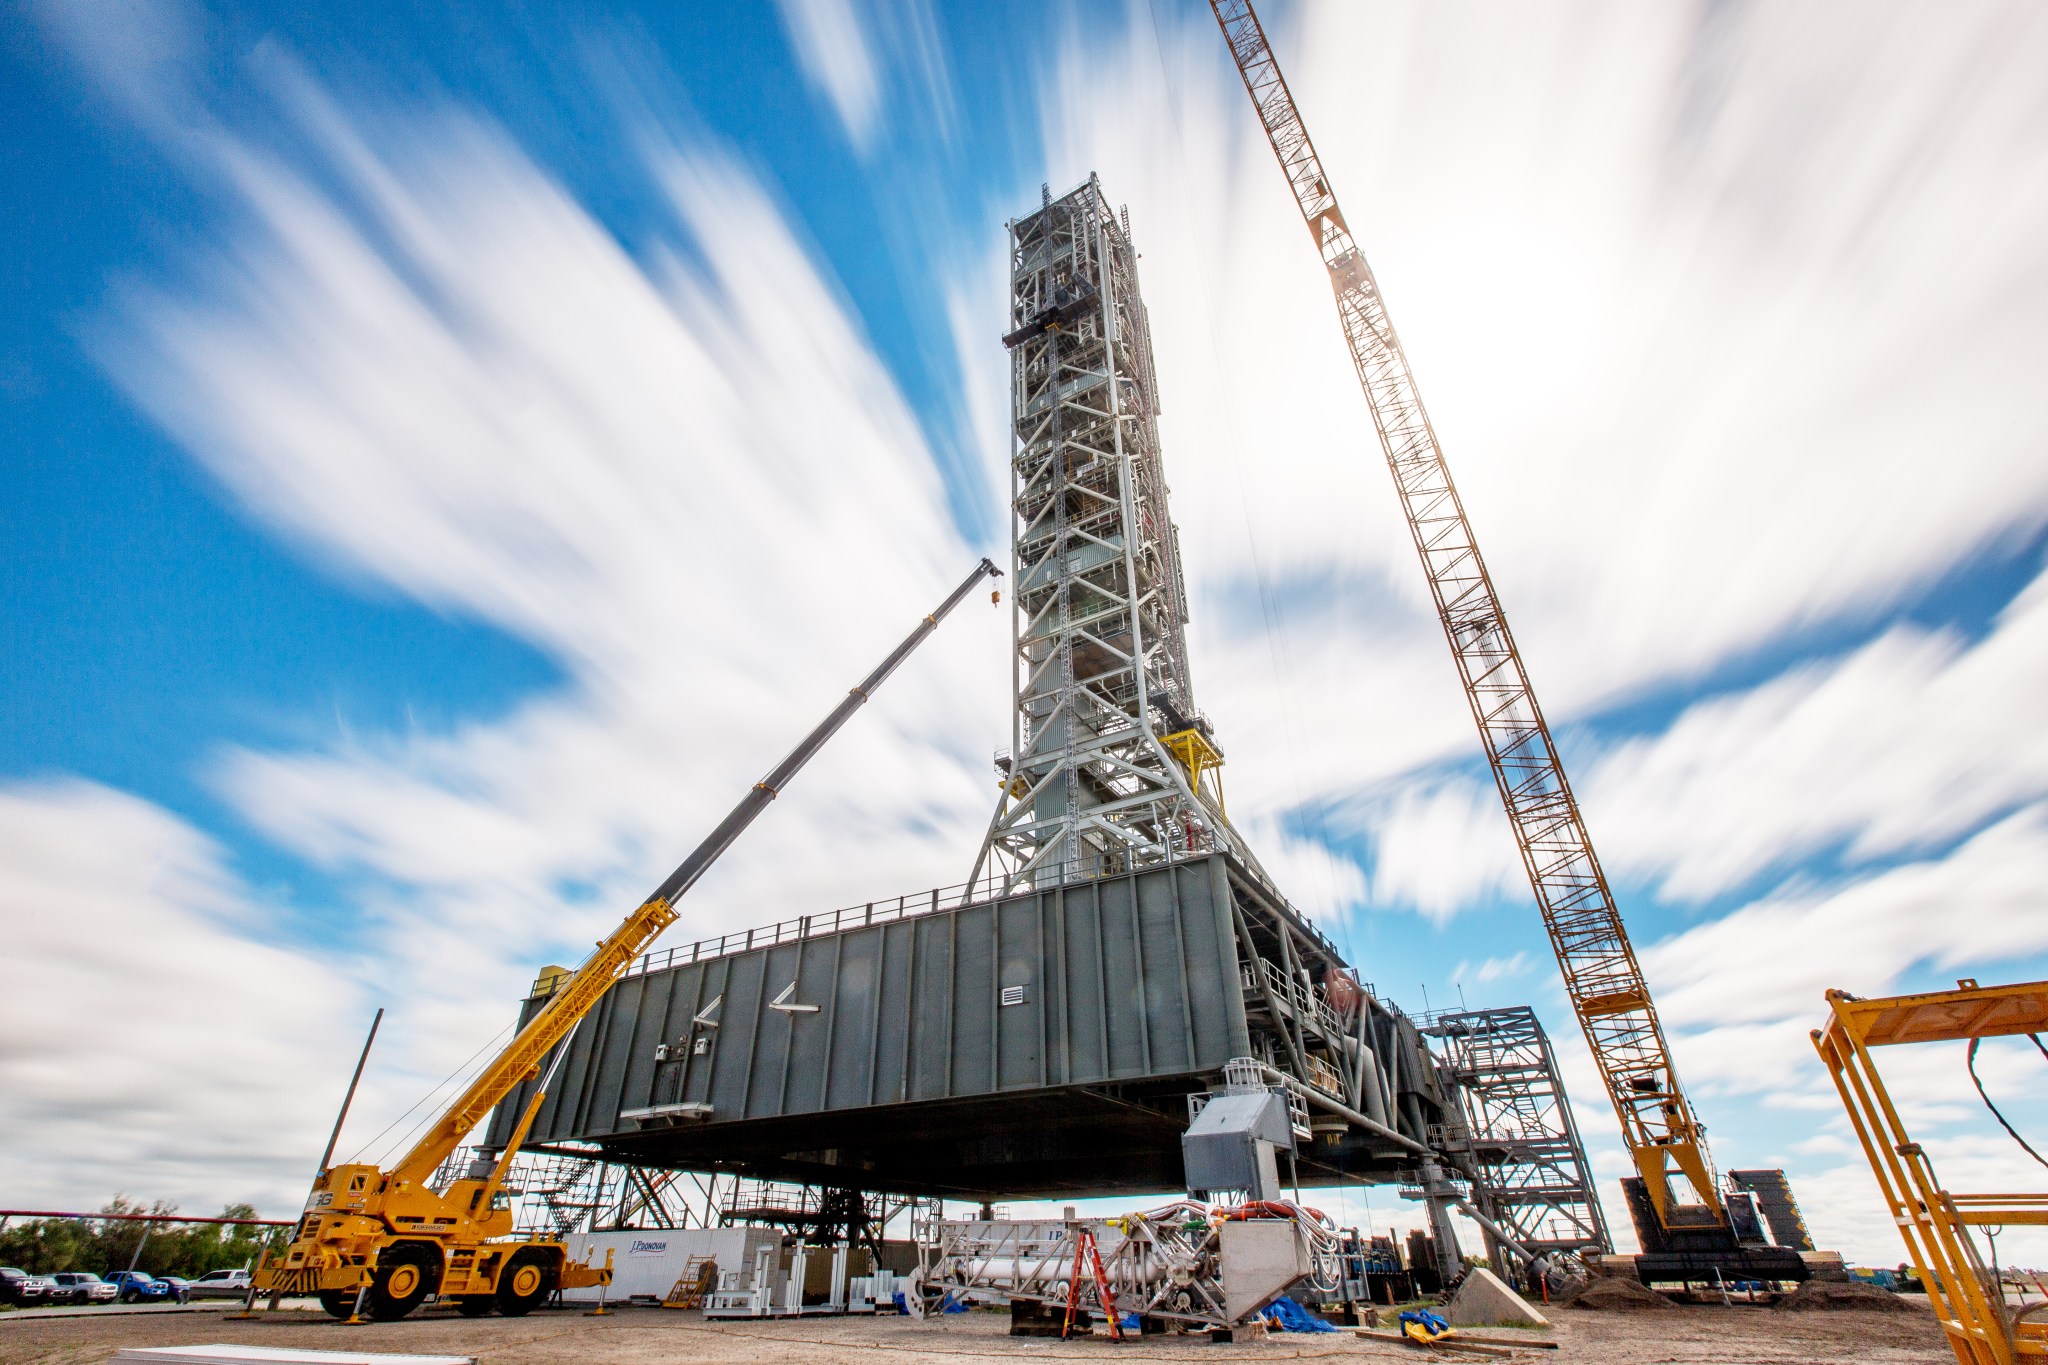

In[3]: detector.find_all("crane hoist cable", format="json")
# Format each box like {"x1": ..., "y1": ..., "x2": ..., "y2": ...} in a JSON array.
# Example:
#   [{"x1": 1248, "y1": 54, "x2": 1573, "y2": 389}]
[
  {"x1": 1967, "y1": 1034, "x2": 2048, "y2": 1173},
  {"x1": 1207, "y1": 0, "x2": 1719, "y2": 1230},
  {"x1": 1132, "y1": 0, "x2": 1370, "y2": 971},
  {"x1": 252, "y1": 557, "x2": 1002, "y2": 1322},
  {"x1": 350, "y1": 1023, "x2": 514, "y2": 1169}
]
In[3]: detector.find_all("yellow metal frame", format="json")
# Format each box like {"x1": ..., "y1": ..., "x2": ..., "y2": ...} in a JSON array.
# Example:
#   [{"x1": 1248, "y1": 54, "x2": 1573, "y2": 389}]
[
  {"x1": 1813, "y1": 979, "x2": 2048, "y2": 1365},
  {"x1": 1162, "y1": 727, "x2": 1226, "y2": 817}
]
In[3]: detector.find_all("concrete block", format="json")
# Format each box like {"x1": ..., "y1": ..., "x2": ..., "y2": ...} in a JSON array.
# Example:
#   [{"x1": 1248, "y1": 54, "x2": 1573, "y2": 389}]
[{"x1": 1444, "y1": 1266, "x2": 1551, "y2": 1329}]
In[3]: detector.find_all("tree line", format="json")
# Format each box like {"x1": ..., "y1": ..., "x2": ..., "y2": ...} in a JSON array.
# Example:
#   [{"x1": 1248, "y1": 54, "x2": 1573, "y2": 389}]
[{"x1": 0, "y1": 1197, "x2": 290, "y2": 1279}]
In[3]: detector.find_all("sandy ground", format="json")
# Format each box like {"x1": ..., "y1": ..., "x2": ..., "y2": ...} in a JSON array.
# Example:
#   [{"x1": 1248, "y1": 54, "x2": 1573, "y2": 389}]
[{"x1": 0, "y1": 1299, "x2": 1957, "y2": 1365}]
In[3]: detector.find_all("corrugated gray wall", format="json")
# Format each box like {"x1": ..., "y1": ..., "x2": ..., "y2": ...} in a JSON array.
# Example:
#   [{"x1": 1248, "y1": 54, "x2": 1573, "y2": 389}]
[{"x1": 497, "y1": 857, "x2": 1248, "y2": 1147}]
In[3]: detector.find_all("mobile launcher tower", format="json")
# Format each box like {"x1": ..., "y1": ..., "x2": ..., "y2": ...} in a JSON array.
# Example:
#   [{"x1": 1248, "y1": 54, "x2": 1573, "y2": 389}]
[
  {"x1": 967, "y1": 177, "x2": 1234, "y2": 893},
  {"x1": 484, "y1": 178, "x2": 1608, "y2": 1296}
]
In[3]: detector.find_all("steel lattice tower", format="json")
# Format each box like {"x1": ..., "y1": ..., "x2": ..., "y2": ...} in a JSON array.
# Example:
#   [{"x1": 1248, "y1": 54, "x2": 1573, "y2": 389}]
[
  {"x1": 1431, "y1": 1007, "x2": 1611, "y2": 1274},
  {"x1": 969, "y1": 177, "x2": 1245, "y2": 893}
]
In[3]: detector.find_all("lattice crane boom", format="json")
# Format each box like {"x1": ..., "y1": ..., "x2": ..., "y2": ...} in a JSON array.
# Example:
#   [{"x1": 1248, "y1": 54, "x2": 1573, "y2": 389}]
[{"x1": 1209, "y1": 0, "x2": 1722, "y2": 1226}]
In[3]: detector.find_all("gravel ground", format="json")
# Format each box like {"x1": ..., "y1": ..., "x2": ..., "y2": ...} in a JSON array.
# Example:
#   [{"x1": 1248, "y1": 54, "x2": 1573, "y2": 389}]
[{"x1": 0, "y1": 1299, "x2": 1956, "y2": 1365}]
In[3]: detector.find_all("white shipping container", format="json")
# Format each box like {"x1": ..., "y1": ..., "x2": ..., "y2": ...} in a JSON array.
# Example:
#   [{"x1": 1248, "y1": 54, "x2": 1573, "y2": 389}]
[{"x1": 558, "y1": 1226, "x2": 783, "y2": 1303}]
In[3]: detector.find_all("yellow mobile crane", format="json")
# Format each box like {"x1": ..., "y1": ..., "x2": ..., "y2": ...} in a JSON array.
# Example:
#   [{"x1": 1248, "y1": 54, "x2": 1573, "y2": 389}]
[
  {"x1": 255, "y1": 559, "x2": 1001, "y2": 1321},
  {"x1": 1208, "y1": 1, "x2": 1784, "y2": 1270}
]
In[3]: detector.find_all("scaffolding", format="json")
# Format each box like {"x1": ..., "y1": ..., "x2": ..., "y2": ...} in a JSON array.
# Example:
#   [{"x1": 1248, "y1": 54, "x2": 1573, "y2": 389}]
[
  {"x1": 430, "y1": 1148, "x2": 796, "y2": 1239},
  {"x1": 718, "y1": 1182, "x2": 901, "y2": 1256},
  {"x1": 1429, "y1": 1007, "x2": 1610, "y2": 1277}
]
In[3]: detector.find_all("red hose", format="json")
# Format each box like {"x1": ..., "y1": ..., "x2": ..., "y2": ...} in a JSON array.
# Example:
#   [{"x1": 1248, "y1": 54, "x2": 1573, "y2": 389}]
[{"x1": 1218, "y1": 1199, "x2": 1328, "y2": 1223}]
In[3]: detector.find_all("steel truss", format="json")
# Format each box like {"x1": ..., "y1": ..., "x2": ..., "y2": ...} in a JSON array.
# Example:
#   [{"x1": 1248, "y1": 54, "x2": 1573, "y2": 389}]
[
  {"x1": 719, "y1": 1182, "x2": 903, "y2": 1256},
  {"x1": 919, "y1": 1203, "x2": 1339, "y2": 1329},
  {"x1": 1429, "y1": 1007, "x2": 1610, "y2": 1276},
  {"x1": 1210, "y1": 0, "x2": 1721, "y2": 1224},
  {"x1": 970, "y1": 176, "x2": 1250, "y2": 895},
  {"x1": 432, "y1": 1148, "x2": 888, "y2": 1242}
]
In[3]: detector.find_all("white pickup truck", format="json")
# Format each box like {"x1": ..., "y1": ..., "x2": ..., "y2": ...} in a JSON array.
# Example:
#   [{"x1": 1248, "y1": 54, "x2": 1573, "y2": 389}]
[{"x1": 185, "y1": 1268, "x2": 255, "y2": 1300}]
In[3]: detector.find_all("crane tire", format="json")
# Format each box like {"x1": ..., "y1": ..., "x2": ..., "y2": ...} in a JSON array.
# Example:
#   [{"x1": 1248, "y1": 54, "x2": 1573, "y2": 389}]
[
  {"x1": 317, "y1": 1291, "x2": 354, "y2": 1320},
  {"x1": 494, "y1": 1250, "x2": 553, "y2": 1317},
  {"x1": 367, "y1": 1245, "x2": 437, "y2": 1321}
]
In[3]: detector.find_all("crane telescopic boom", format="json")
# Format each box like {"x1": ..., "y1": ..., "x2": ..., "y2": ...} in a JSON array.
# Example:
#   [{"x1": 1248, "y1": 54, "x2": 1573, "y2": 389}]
[
  {"x1": 1208, "y1": 0, "x2": 1721, "y2": 1228},
  {"x1": 258, "y1": 557, "x2": 1003, "y2": 1321},
  {"x1": 390, "y1": 556, "x2": 1005, "y2": 1189}
]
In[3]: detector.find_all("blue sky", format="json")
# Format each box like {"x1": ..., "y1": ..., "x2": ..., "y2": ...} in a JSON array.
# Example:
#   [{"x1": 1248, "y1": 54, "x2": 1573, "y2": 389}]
[{"x1": 6, "y1": 0, "x2": 2048, "y2": 1266}]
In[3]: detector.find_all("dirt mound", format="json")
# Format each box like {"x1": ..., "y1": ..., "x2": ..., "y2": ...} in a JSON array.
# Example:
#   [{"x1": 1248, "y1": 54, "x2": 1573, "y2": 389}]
[
  {"x1": 1776, "y1": 1278, "x2": 1915, "y2": 1312},
  {"x1": 1558, "y1": 1276, "x2": 1679, "y2": 1311}
]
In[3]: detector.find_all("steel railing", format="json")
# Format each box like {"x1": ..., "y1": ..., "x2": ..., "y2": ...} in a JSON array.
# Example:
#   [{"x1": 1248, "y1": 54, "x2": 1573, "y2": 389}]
[
  {"x1": 574, "y1": 848, "x2": 1231, "y2": 989},
  {"x1": 525, "y1": 846, "x2": 1362, "y2": 998}
]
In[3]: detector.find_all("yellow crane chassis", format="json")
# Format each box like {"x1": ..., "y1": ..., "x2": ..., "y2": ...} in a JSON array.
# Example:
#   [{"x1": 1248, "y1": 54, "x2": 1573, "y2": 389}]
[{"x1": 253, "y1": 1164, "x2": 611, "y2": 1319}]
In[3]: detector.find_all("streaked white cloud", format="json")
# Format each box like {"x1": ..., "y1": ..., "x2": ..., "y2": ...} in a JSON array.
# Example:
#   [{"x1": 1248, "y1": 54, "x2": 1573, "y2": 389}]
[
  {"x1": 28, "y1": 0, "x2": 201, "y2": 132},
  {"x1": 28, "y1": 50, "x2": 1012, "y2": 1196},
  {"x1": 1647, "y1": 805, "x2": 2048, "y2": 1039},
  {"x1": 0, "y1": 780, "x2": 359, "y2": 1211},
  {"x1": 1334, "y1": 556, "x2": 2048, "y2": 923},
  {"x1": 773, "y1": 0, "x2": 880, "y2": 148},
  {"x1": 1586, "y1": 573, "x2": 2048, "y2": 901},
  {"x1": 772, "y1": 0, "x2": 954, "y2": 153},
  {"x1": 1338, "y1": 777, "x2": 1522, "y2": 925},
  {"x1": 1473, "y1": 953, "x2": 1529, "y2": 986},
  {"x1": 1231, "y1": 812, "x2": 1368, "y2": 927},
  {"x1": 1037, "y1": 0, "x2": 2048, "y2": 819}
]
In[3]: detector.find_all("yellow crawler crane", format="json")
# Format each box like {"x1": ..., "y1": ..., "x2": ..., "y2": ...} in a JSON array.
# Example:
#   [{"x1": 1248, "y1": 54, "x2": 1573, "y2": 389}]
[{"x1": 254, "y1": 559, "x2": 1001, "y2": 1321}]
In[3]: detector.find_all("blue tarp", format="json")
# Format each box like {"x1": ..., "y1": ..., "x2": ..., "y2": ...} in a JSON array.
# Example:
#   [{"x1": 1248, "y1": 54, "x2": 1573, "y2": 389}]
[
  {"x1": 1262, "y1": 1296, "x2": 1337, "y2": 1333},
  {"x1": 1399, "y1": 1308, "x2": 1451, "y2": 1340}
]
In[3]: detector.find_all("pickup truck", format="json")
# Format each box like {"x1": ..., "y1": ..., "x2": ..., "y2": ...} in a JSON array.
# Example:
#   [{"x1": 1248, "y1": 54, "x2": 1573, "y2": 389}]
[
  {"x1": 0, "y1": 1268, "x2": 49, "y2": 1306},
  {"x1": 47, "y1": 1272, "x2": 118, "y2": 1305},
  {"x1": 184, "y1": 1268, "x2": 254, "y2": 1300},
  {"x1": 105, "y1": 1271, "x2": 180, "y2": 1303}
]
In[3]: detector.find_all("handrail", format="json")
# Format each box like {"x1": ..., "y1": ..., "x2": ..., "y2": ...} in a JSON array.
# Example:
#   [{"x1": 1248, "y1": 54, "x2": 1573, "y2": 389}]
[
  {"x1": 545, "y1": 846, "x2": 1313, "y2": 993},
  {"x1": 541, "y1": 846, "x2": 1357, "y2": 997},
  {"x1": 616, "y1": 874, "x2": 1000, "y2": 983}
]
